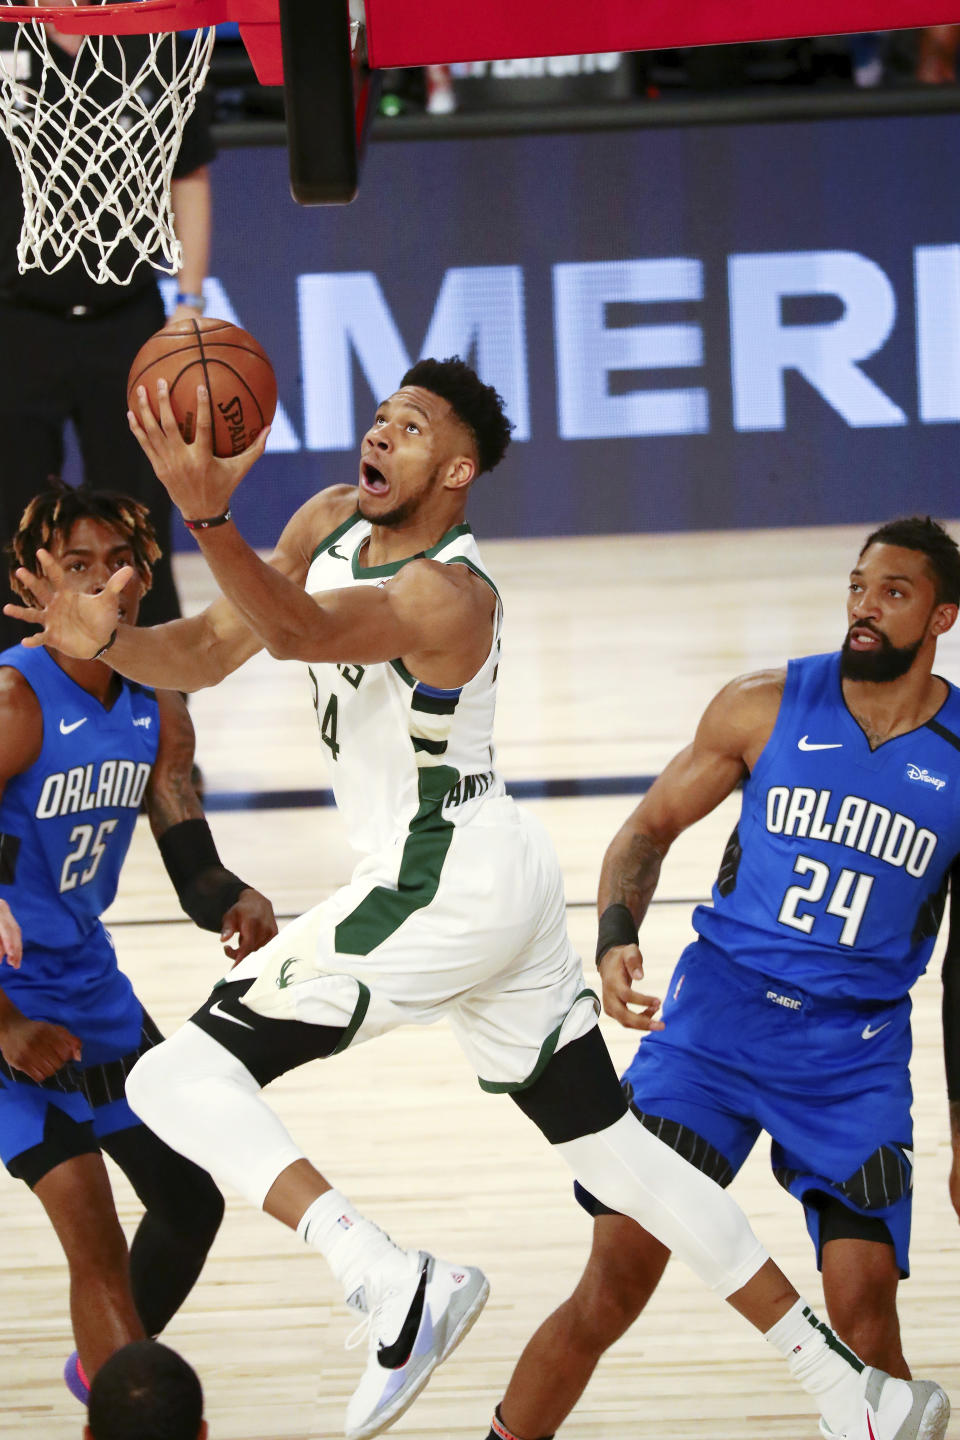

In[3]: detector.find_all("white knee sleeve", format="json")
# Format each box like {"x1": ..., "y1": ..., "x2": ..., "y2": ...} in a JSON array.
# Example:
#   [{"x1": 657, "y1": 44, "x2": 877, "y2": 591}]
[
  {"x1": 127, "y1": 1023, "x2": 306, "y2": 1209},
  {"x1": 556, "y1": 1111, "x2": 768, "y2": 1298}
]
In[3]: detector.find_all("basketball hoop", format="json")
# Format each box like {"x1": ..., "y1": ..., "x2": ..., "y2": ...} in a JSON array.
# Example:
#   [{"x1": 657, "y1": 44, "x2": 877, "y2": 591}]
[
  {"x1": 0, "y1": 0, "x2": 235, "y2": 284},
  {"x1": 0, "y1": 0, "x2": 378, "y2": 273}
]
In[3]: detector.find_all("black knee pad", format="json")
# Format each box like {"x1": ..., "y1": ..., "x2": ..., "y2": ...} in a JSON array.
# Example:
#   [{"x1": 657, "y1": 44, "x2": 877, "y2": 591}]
[
  {"x1": 510, "y1": 1027, "x2": 628, "y2": 1144},
  {"x1": 102, "y1": 1125, "x2": 224, "y2": 1245}
]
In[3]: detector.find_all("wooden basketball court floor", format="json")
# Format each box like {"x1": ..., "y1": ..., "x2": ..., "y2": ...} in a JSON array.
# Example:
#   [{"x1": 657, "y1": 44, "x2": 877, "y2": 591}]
[{"x1": 2, "y1": 522, "x2": 958, "y2": 1440}]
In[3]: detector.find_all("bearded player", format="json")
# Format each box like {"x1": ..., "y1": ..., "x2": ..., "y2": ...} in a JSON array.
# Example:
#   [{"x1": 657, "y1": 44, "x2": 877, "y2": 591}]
[
  {"x1": 485, "y1": 516, "x2": 960, "y2": 1440},
  {"x1": 5, "y1": 361, "x2": 951, "y2": 1440}
]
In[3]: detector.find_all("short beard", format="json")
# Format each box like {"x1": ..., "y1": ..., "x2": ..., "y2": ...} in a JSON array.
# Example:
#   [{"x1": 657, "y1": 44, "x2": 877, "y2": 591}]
[
  {"x1": 358, "y1": 493, "x2": 419, "y2": 528},
  {"x1": 840, "y1": 628, "x2": 924, "y2": 683}
]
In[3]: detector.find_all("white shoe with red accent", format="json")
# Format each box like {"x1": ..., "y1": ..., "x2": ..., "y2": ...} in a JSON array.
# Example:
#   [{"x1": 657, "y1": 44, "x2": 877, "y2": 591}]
[
  {"x1": 841, "y1": 1370, "x2": 950, "y2": 1440},
  {"x1": 343, "y1": 1249, "x2": 488, "y2": 1440}
]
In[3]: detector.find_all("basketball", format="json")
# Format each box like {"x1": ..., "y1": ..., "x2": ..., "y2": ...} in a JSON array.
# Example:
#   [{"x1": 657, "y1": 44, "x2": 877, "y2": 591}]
[{"x1": 126, "y1": 317, "x2": 278, "y2": 457}]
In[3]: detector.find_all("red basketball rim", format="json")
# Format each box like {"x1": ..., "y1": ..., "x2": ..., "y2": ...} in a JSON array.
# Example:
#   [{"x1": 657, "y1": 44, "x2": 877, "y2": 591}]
[{"x1": 0, "y1": 0, "x2": 244, "y2": 34}]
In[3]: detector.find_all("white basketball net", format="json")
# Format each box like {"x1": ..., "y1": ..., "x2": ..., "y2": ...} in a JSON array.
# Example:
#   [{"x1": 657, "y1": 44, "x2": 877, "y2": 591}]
[{"x1": 0, "y1": 4, "x2": 215, "y2": 283}]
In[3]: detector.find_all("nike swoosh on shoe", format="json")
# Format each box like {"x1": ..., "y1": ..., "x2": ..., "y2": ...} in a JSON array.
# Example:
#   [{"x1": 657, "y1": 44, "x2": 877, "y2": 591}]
[{"x1": 377, "y1": 1260, "x2": 428, "y2": 1370}]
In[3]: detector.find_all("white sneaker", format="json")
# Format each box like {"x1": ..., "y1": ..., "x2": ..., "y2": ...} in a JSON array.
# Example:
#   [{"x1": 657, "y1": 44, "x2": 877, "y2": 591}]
[
  {"x1": 843, "y1": 1369, "x2": 950, "y2": 1440},
  {"x1": 343, "y1": 1249, "x2": 489, "y2": 1440}
]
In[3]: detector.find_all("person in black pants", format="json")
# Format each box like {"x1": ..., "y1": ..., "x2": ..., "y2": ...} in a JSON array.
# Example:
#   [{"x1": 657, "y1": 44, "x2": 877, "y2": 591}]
[{"x1": 0, "y1": 18, "x2": 215, "y2": 648}]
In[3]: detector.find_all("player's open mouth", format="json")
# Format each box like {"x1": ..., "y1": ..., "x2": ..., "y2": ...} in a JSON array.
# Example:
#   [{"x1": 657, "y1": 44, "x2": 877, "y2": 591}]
[
  {"x1": 361, "y1": 462, "x2": 389, "y2": 494},
  {"x1": 849, "y1": 625, "x2": 882, "y2": 649}
]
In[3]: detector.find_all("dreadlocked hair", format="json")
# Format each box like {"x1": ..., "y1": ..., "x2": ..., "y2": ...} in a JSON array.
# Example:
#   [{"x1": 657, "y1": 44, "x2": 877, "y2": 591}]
[{"x1": 7, "y1": 481, "x2": 161, "y2": 605}]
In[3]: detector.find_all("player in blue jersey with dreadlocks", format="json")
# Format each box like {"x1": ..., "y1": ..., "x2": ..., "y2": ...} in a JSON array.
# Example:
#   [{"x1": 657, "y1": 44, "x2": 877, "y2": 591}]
[{"x1": 0, "y1": 482, "x2": 276, "y2": 1403}]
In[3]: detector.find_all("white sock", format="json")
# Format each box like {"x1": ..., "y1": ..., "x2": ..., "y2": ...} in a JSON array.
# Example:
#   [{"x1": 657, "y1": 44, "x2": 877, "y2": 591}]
[
  {"x1": 765, "y1": 1299, "x2": 865, "y2": 1435},
  {"x1": 297, "y1": 1189, "x2": 412, "y2": 1306}
]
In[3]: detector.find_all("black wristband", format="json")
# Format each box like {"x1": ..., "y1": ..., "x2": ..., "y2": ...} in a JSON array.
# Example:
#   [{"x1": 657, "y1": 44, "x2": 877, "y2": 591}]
[
  {"x1": 91, "y1": 628, "x2": 118, "y2": 661},
  {"x1": 183, "y1": 509, "x2": 232, "y2": 532},
  {"x1": 595, "y1": 903, "x2": 639, "y2": 967},
  {"x1": 157, "y1": 818, "x2": 248, "y2": 932}
]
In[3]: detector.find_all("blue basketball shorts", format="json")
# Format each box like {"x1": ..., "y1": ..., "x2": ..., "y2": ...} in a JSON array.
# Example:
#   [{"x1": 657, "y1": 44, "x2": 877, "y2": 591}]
[
  {"x1": 577, "y1": 940, "x2": 915, "y2": 1275},
  {"x1": 0, "y1": 941, "x2": 158, "y2": 1174}
]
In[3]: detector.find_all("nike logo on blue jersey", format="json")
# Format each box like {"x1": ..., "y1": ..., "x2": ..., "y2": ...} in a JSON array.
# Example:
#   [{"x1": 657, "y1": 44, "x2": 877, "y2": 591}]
[
  {"x1": 209, "y1": 999, "x2": 255, "y2": 1030},
  {"x1": 861, "y1": 1020, "x2": 892, "y2": 1040},
  {"x1": 59, "y1": 717, "x2": 87, "y2": 735},
  {"x1": 798, "y1": 735, "x2": 843, "y2": 751}
]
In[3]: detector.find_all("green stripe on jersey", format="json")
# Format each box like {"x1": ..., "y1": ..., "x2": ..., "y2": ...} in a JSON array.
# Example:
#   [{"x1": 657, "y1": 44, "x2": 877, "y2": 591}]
[
  {"x1": 351, "y1": 522, "x2": 473, "y2": 579},
  {"x1": 334, "y1": 765, "x2": 460, "y2": 956},
  {"x1": 328, "y1": 980, "x2": 372, "y2": 1054},
  {"x1": 442, "y1": 554, "x2": 502, "y2": 607},
  {"x1": 309, "y1": 507, "x2": 361, "y2": 564},
  {"x1": 412, "y1": 736, "x2": 448, "y2": 755},
  {"x1": 390, "y1": 657, "x2": 416, "y2": 688},
  {"x1": 478, "y1": 990, "x2": 601, "y2": 1093}
]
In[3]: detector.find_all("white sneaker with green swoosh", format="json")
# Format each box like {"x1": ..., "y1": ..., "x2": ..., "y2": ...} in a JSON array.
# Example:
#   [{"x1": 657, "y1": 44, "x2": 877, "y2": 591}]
[{"x1": 344, "y1": 1248, "x2": 489, "y2": 1439}]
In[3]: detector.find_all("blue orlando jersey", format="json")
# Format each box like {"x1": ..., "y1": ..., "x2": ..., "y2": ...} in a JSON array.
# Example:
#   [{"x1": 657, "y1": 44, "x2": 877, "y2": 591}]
[
  {"x1": 0, "y1": 646, "x2": 159, "y2": 958},
  {"x1": 693, "y1": 651, "x2": 960, "y2": 1003}
]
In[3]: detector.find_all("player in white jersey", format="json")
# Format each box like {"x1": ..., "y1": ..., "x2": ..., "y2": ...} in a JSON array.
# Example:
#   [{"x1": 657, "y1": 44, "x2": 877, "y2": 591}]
[{"x1": 7, "y1": 358, "x2": 950, "y2": 1440}]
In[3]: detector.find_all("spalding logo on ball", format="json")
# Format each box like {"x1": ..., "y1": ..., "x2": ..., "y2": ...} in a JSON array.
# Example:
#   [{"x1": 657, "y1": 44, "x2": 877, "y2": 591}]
[{"x1": 127, "y1": 317, "x2": 278, "y2": 457}]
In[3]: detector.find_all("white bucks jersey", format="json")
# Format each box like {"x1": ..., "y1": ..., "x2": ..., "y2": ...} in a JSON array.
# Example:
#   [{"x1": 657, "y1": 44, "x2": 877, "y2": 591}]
[{"x1": 305, "y1": 512, "x2": 505, "y2": 855}]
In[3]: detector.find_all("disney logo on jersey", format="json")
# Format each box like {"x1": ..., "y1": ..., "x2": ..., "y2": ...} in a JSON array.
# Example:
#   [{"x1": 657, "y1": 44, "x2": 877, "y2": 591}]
[
  {"x1": 36, "y1": 761, "x2": 151, "y2": 820},
  {"x1": 904, "y1": 764, "x2": 947, "y2": 792},
  {"x1": 766, "y1": 785, "x2": 937, "y2": 878}
]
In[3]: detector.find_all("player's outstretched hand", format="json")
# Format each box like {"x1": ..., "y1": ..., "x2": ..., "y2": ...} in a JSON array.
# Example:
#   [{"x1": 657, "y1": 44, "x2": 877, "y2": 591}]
[
  {"x1": 220, "y1": 887, "x2": 278, "y2": 964},
  {"x1": 0, "y1": 900, "x2": 22, "y2": 969},
  {"x1": 129, "y1": 379, "x2": 270, "y2": 523},
  {"x1": 3, "y1": 549, "x2": 127, "y2": 657},
  {"x1": 598, "y1": 944, "x2": 664, "y2": 1033},
  {"x1": 0, "y1": 1013, "x2": 82, "y2": 1083}
]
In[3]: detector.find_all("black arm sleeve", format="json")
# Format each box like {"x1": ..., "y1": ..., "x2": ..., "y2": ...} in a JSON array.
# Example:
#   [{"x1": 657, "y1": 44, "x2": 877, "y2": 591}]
[
  {"x1": 943, "y1": 860, "x2": 960, "y2": 1102},
  {"x1": 157, "y1": 819, "x2": 249, "y2": 933}
]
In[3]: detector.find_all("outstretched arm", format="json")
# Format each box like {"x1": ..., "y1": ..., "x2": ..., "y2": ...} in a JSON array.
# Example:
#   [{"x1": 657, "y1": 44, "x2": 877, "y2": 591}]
[
  {"x1": 2, "y1": 490, "x2": 335, "y2": 692},
  {"x1": 147, "y1": 690, "x2": 278, "y2": 961},
  {"x1": 128, "y1": 383, "x2": 490, "y2": 673},
  {"x1": 596, "y1": 669, "x2": 785, "y2": 1029}
]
